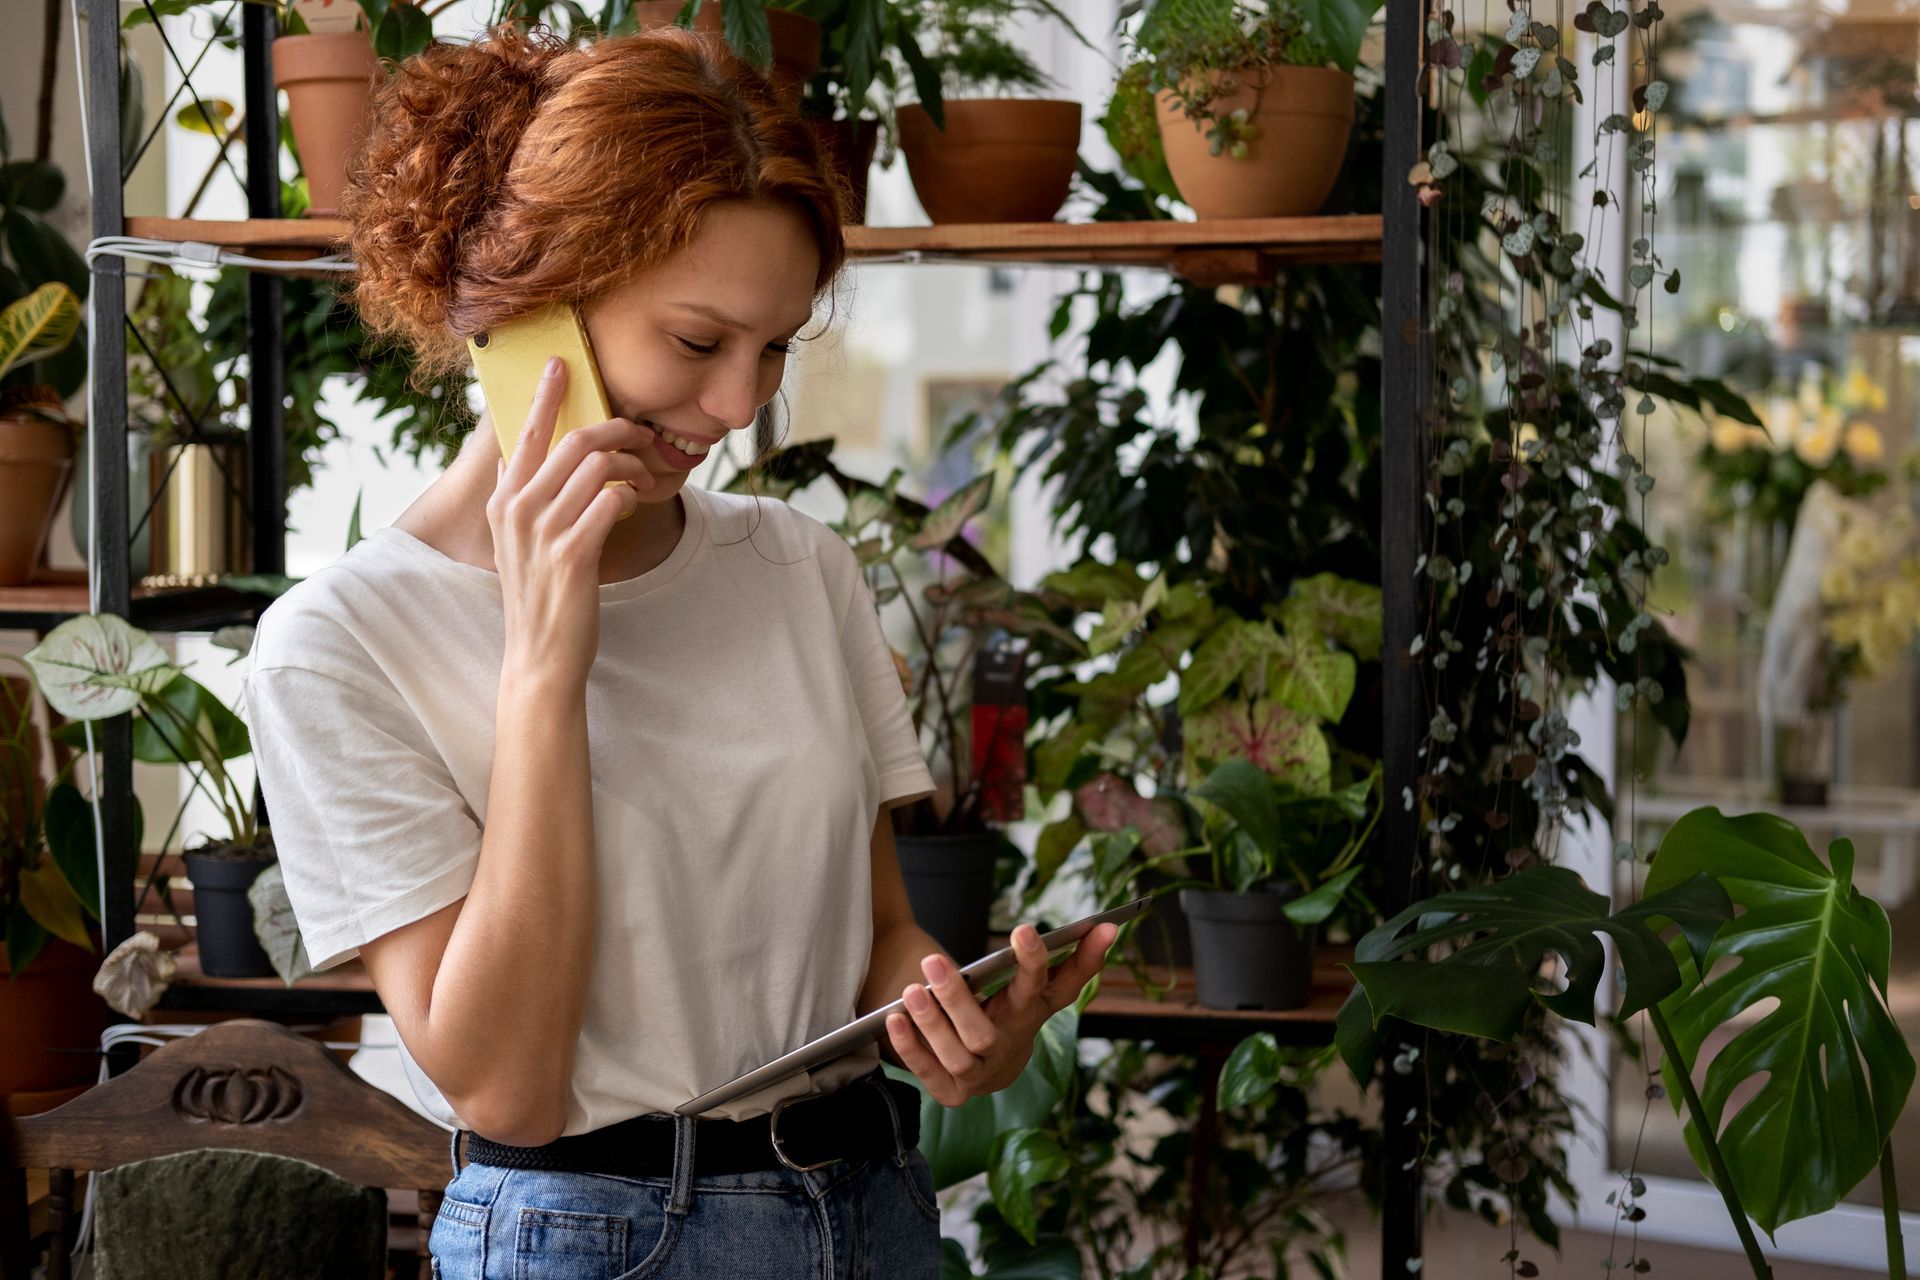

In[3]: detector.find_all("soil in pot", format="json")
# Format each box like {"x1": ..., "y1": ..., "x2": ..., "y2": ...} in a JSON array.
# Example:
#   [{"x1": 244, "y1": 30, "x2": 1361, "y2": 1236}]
[
  {"x1": 273, "y1": 30, "x2": 379, "y2": 219},
  {"x1": 0, "y1": 931, "x2": 114, "y2": 1098},
  {"x1": 1178, "y1": 883, "x2": 1317, "y2": 1010},
  {"x1": 1155, "y1": 64, "x2": 1355, "y2": 219},
  {"x1": 634, "y1": 1, "x2": 822, "y2": 112},
  {"x1": 0, "y1": 407, "x2": 75, "y2": 587},
  {"x1": 184, "y1": 840, "x2": 279, "y2": 979},
  {"x1": 895, "y1": 830, "x2": 1003, "y2": 965},
  {"x1": 897, "y1": 99, "x2": 1082, "y2": 224}
]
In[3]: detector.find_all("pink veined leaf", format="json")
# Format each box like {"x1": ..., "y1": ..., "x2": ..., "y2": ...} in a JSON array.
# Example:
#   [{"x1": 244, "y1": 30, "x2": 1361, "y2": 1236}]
[
  {"x1": 1183, "y1": 699, "x2": 1331, "y2": 794},
  {"x1": 1072, "y1": 772, "x2": 1186, "y2": 856}
]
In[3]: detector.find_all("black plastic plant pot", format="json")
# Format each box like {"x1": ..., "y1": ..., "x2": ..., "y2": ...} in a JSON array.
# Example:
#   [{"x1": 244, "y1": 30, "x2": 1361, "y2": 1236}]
[
  {"x1": 895, "y1": 831, "x2": 1003, "y2": 965},
  {"x1": 183, "y1": 851, "x2": 277, "y2": 978},
  {"x1": 1178, "y1": 884, "x2": 1318, "y2": 1011}
]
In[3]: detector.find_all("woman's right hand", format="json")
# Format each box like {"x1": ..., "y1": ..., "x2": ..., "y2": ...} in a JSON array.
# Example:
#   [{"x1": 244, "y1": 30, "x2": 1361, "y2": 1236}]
[{"x1": 488, "y1": 355, "x2": 657, "y2": 687}]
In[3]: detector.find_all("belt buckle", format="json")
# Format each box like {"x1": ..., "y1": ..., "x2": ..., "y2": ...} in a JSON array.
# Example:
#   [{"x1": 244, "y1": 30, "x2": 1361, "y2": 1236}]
[{"x1": 768, "y1": 1092, "x2": 839, "y2": 1174}]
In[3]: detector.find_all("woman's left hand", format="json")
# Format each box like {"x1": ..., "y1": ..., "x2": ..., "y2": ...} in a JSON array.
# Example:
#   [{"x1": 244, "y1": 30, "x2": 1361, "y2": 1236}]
[{"x1": 884, "y1": 921, "x2": 1120, "y2": 1106}]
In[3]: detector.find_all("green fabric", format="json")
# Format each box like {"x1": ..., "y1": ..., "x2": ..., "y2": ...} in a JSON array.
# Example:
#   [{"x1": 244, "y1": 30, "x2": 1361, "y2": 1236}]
[{"x1": 92, "y1": 1147, "x2": 386, "y2": 1280}]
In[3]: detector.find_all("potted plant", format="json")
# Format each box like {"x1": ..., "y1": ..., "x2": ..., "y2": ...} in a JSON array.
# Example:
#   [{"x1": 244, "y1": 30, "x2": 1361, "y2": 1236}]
[
  {"x1": 0, "y1": 665, "x2": 118, "y2": 1104},
  {"x1": 1118, "y1": 0, "x2": 1361, "y2": 218},
  {"x1": 889, "y1": 0, "x2": 1091, "y2": 223},
  {"x1": 634, "y1": 0, "x2": 825, "y2": 113},
  {"x1": 0, "y1": 284, "x2": 81, "y2": 587},
  {"x1": 27, "y1": 614, "x2": 279, "y2": 979},
  {"x1": 128, "y1": 0, "x2": 433, "y2": 220},
  {"x1": 1176, "y1": 757, "x2": 1374, "y2": 1008}
]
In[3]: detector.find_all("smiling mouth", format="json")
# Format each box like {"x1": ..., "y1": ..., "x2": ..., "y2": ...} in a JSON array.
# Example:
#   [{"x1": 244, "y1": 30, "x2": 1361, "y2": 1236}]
[{"x1": 643, "y1": 420, "x2": 715, "y2": 456}]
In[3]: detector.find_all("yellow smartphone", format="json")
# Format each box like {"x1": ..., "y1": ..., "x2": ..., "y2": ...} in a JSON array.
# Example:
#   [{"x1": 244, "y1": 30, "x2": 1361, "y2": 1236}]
[{"x1": 468, "y1": 302, "x2": 635, "y2": 516}]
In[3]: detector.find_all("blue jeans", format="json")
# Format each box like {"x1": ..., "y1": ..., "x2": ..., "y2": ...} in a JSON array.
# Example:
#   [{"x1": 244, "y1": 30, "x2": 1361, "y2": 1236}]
[{"x1": 427, "y1": 1103, "x2": 943, "y2": 1279}]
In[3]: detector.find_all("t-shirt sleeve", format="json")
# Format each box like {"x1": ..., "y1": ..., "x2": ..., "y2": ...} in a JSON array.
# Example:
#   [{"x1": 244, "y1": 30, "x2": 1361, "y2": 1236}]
[
  {"x1": 242, "y1": 659, "x2": 483, "y2": 972},
  {"x1": 823, "y1": 534, "x2": 937, "y2": 811}
]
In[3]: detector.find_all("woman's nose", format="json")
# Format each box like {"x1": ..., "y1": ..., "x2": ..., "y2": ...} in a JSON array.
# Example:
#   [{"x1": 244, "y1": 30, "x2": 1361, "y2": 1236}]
[{"x1": 698, "y1": 354, "x2": 767, "y2": 434}]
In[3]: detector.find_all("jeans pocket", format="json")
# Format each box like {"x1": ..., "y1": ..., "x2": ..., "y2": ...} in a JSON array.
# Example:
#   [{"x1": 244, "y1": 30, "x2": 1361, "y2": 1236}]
[
  {"x1": 429, "y1": 1193, "x2": 491, "y2": 1278},
  {"x1": 898, "y1": 1148, "x2": 941, "y2": 1226},
  {"x1": 504, "y1": 1171, "x2": 679, "y2": 1280}
]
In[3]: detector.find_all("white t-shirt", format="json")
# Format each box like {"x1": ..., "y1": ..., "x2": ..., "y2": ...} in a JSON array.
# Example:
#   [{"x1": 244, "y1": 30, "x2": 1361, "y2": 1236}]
[{"x1": 240, "y1": 482, "x2": 935, "y2": 1132}]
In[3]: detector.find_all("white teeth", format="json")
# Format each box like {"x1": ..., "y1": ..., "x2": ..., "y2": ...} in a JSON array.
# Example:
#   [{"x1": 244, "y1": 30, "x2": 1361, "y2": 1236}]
[{"x1": 651, "y1": 424, "x2": 710, "y2": 456}]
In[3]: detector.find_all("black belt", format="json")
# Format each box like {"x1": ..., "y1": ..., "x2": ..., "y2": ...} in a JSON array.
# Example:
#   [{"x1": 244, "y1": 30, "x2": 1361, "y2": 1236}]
[{"x1": 459, "y1": 1069, "x2": 922, "y2": 1178}]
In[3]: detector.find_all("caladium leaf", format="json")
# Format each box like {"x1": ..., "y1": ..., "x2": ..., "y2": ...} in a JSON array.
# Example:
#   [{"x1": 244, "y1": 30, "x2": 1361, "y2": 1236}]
[
  {"x1": 1337, "y1": 865, "x2": 1731, "y2": 1080},
  {"x1": 1265, "y1": 632, "x2": 1357, "y2": 723},
  {"x1": 248, "y1": 861, "x2": 312, "y2": 987},
  {"x1": 1178, "y1": 617, "x2": 1262, "y2": 715},
  {"x1": 1647, "y1": 808, "x2": 1915, "y2": 1235},
  {"x1": 1276, "y1": 572, "x2": 1382, "y2": 660},
  {"x1": 24, "y1": 614, "x2": 178, "y2": 720},
  {"x1": 1184, "y1": 698, "x2": 1330, "y2": 794}
]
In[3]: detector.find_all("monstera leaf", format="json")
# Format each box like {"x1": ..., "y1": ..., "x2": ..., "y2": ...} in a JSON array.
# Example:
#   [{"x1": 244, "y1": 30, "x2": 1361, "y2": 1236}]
[
  {"x1": 1647, "y1": 808, "x2": 1915, "y2": 1236},
  {"x1": 1336, "y1": 865, "x2": 1731, "y2": 1083}
]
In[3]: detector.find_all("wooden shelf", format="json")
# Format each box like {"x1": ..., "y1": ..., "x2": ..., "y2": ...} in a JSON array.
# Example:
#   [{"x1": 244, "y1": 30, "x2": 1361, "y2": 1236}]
[
  {"x1": 123, "y1": 214, "x2": 1383, "y2": 283},
  {"x1": 155, "y1": 932, "x2": 1349, "y2": 1041},
  {"x1": 0, "y1": 569, "x2": 269, "y2": 633}
]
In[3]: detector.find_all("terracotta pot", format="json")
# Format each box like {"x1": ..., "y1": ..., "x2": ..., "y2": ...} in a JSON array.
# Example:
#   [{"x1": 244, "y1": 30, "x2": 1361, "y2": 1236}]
[
  {"x1": 1155, "y1": 64, "x2": 1355, "y2": 219},
  {"x1": 273, "y1": 31, "x2": 379, "y2": 219},
  {"x1": 0, "y1": 412, "x2": 75, "y2": 587},
  {"x1": 0, "y1": 932, "x2": 113, "y2": 1098},
  {"x1": 801, "y1": 116, "x2": 880, "y2": 224},
  {"x1": 633, "y1": 1, "x2": 821, "y2": 112},
  {"x1": 897, "y1": 99, "x2": 1081, "y2": 224}
]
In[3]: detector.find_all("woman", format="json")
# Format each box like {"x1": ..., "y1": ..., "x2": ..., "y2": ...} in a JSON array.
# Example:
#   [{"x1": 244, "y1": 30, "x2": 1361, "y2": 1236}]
[{"x1": 241, "y1": 21, "x2": 1117, "y2": 1280}]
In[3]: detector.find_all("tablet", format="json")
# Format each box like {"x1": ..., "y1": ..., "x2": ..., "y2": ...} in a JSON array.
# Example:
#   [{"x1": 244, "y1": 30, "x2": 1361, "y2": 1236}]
[{"x1": 674, "y1": 894, "x2": 1152, "y2": 1116}]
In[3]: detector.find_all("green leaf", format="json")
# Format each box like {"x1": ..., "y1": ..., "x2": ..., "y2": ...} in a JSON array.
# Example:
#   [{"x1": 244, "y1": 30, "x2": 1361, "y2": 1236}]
[
  {"x1": 1647, "y1": 808, "x2": 1917, "y2": 1235},
  {"x1": 172, "y1": 98, "x2": 236, "y2": 137},
  {"x1": 1294, "y1": 0, "x2": 1383, "y2": 72},
  {"x1": 1030, "y1": 815, "x2": 1085, "y2": 897},
  {"x1": 132, "y1": 674, "x2": 251, "y2": 766},
  {"x1": 1184, "y1": 699, "x2": 1330, "y2": 794},
  {"x1": 1193, "y1": 758, "x2": 1281, "y2": 851},
  {"x1": 19, "y1": 857, "x2": 91, "y2": 949},
  {"x1": 6, "y1": 900, "x2": 51, "y2": 975},
  {"x1": 1345, "y1": 866, "x2": 1732, "y2": 1042},
  {"x1": 1219, "y1": 1032, "x2": 1281, "y2": 1109},
  {"x1": 345, "y1": 487, "x2": 364, "y2": 551},
  {"x1": 374, "y1": 2, "x2": 432, "y2": 62},
  {"x1": 721, "y1": 0, "x2": 773, "y2": 70},
  {"x1": 895, "y1": 23, "x2": 944, "y2": 130},
  {"x1": 0, "y1": 160, "x2": 64, "y2": 211},
  {"x1": 24, "y1": 614, "x2": 179, "y2": 720},
  {"x1": 1038, "y1": 560, "x2": 1143, "y2": 608},
  {"x1": 1177, "y1": 618, "x2": 1259, "y2": 715},
  {"x1": 1279, "y1": 573, "x2": 1382, "y2": 661},
  {"x1": 248, "y1": 861, "x2": 313, "y2": 986},
  {"x1": 844, "y1": 0, "x2": 885, "y2": 103},
  {"x1": 1266, "y1": 633, "x2": 1356, "y2": 724},
  {"x1": 911, "y1": 473, "x2": 994, "y2": 551},
  {"x1": 988, "y1": 1127, "x2": 1069, "y2": 1245},
  {"x1": 42, "y1": 781, "x2": 99, "y2": 922},
  {"x1": 975, "y1": 1237, "x2": 1084, "y2": 1279},
  {"x1": 0, "y1": 282, "x2": 80, "y2": 382},
  {"x1": 901, "y1": 1004, "x2": 1079, "y2": 1190},
  {"x1": 1284, "y1": 865, "x2": 1363, "y2": 925},
  {"x1": 5, "y1": 208, "x2": 87, "y2": 297}
]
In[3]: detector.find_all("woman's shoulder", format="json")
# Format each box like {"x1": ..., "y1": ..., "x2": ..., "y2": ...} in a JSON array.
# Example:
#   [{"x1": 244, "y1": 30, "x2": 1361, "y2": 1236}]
[{"x1": 248, "y1": 528, "x2": 471, "y2": 682}]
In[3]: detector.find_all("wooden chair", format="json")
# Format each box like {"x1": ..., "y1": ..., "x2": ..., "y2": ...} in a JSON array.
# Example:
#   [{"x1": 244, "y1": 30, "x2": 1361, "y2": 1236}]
[{"x1": 1, "y1": 1018, "x2": 449, "y2": 1280}]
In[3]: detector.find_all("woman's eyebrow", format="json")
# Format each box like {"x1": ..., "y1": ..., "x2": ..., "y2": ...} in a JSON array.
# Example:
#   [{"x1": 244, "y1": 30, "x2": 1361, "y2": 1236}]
[{"x1": 672, "y1": 301, "x2": 813, "y2": 337}]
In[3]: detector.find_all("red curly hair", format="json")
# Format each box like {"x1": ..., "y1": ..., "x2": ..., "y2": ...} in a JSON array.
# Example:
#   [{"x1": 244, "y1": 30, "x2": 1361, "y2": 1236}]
[{"x1": 343, "y1": 23, "x2": 849, "y2": 376}]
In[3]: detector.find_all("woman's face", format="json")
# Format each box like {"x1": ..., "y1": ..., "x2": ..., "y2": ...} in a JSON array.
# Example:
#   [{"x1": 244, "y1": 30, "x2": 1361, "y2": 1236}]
[{"x1": 581, "y1": 199, "x2": 823, "y2": 503}]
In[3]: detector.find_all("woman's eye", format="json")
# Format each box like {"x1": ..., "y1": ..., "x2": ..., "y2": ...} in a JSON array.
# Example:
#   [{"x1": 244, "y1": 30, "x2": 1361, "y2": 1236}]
[{"x1": 676, "y1": 336, "x2": 718, "y2": 356}]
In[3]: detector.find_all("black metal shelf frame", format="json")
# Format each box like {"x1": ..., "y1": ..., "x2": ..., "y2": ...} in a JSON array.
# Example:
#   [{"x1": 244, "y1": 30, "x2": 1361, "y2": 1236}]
[{"x1": 67, "y1": 0, "x2": 1430, "y2": 1271}]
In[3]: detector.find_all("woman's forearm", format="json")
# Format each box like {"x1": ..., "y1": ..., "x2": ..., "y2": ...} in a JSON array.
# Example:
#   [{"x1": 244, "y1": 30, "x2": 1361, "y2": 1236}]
[{"x1": 422, "y1": 668, "x2": 598, "y2": 1142}]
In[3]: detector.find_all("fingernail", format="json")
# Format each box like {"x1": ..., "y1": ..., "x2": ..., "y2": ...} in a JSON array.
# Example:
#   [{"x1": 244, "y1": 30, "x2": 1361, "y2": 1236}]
[
  {"x1": 545, "y1": 355, "x2": 562, "y2": 377},
  {"x1": 923, "y1": 955, "x2": 948, "y2": 982},
  {"x1": 905, "y1": 986, "x2": 930, "y2": 1011}
]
